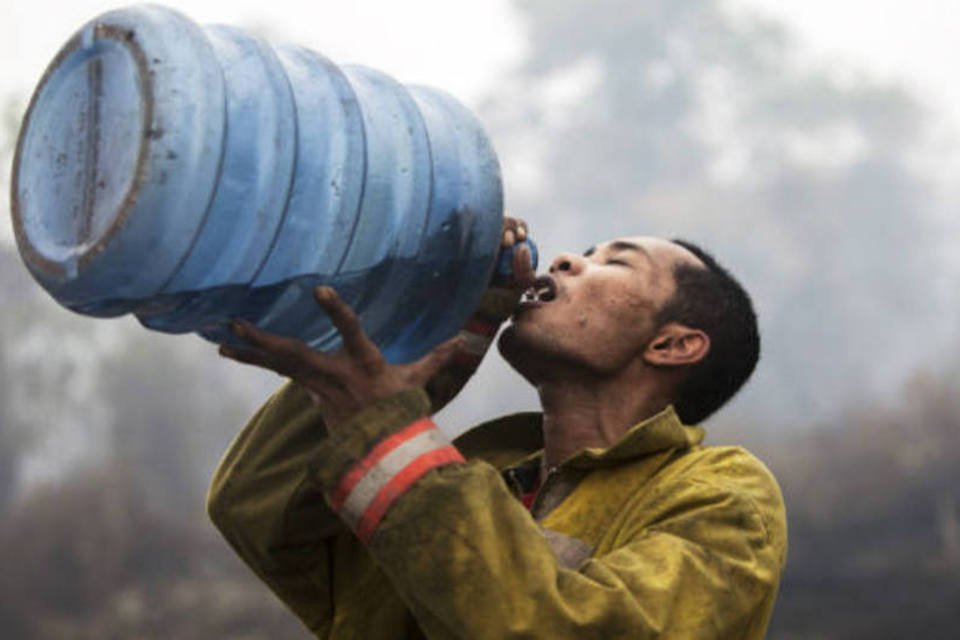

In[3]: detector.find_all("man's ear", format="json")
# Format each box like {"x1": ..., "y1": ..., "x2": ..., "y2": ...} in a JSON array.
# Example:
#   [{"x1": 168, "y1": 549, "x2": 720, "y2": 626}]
[{"x1": 643, "y1": 323, "x2": 710, "y2": 367}]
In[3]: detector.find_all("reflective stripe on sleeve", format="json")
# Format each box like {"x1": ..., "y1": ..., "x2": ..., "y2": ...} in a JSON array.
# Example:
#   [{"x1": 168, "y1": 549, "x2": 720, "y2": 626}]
[
  {"x1": 329, "y1": 417, "x2": 465, "y2": 543},
  {"x1": 463, "y1": 316, "x2": 499, "y2": 339},
  {"x1": 452, "y1": 316, "x2": 500, "y2": 369}
]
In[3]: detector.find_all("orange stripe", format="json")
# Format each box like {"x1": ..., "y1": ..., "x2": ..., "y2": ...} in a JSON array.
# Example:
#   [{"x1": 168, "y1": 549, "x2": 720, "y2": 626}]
[
  {"x1": 355, "y1": 446, "x2": 465, "y2": 543},
  {"x1": 329, "y1": 417, "x2": 436, "y2": 512},
  {"x1": 463, "y1": 316, "x2": 498, "y2": 337}
]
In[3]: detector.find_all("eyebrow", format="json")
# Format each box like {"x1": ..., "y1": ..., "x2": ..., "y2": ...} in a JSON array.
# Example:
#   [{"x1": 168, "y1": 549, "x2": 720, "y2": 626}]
[{"x1": 583, "y1": 240, "x2": 654, "y2": 262}]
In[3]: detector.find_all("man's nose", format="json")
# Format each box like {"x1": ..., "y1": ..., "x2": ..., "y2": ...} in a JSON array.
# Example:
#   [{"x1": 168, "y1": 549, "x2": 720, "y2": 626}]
[{"x1": 549, "y1": 253, "x2": 584, "y2": 275}]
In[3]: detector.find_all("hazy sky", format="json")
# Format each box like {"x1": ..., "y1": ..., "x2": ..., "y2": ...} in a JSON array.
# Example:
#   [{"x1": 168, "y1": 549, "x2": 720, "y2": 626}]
[
  {"x1": 731, "y1": 0, "x2": 960, "y2": 122},
  {"x1": 0, "y1": 0, "x2": 523, "y2": 109},
  {"x1": 3, "y1": 0, "x2": 959, "y2": 117},
  {"x1": 3, "y1": 0, "x2": 959, "y2": 212}
]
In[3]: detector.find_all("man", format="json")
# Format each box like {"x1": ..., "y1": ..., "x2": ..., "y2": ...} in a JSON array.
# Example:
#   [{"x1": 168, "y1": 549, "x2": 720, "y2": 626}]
[{"x1": 208, "y1": 219, "x2": 787, "y2": 638}]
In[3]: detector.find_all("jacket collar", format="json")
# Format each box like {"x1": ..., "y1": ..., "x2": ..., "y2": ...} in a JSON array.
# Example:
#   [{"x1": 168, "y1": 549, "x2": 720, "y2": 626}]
[
  {"x1": 454, "y1": 405, "x2": 704, "y2": 470},
  {"x1": 563, "y1": 405, "x2": 704, "y2": 469}
]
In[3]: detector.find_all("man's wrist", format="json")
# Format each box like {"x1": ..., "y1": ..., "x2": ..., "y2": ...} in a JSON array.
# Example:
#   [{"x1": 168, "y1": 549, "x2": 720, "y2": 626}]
[
  {"x1": 450, "y1": 315, "x2": 499, "y2": 370},
  {"x1": 473, "y1": 286, "x2": 523, "y2": 324},
  {"x1": 311, "y1": 388, "x2": 464, "y2": 543}
]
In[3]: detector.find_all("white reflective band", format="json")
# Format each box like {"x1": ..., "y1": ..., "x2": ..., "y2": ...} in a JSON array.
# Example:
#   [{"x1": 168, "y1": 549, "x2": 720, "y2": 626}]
[{"x1": 338, "y1": 427, "x2": 453, "y2": 530}]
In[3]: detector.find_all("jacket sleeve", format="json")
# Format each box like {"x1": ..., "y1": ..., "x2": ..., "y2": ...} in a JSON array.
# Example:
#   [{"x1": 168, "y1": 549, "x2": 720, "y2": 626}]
[
  {"x1": 205, "y1": 288, "x2": 519, "y2": 637},
  {"x1": 314, "y1": 391, "x2": 784, "y2": 639},
  {"x1": 206, "y1": 381, "x2": 340, "y2": 636}
]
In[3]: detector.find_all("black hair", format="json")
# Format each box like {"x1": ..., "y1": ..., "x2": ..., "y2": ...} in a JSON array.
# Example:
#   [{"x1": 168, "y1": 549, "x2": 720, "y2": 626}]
[{"x1": 654, "y1": 240, "x2": 760, "y2": 424}]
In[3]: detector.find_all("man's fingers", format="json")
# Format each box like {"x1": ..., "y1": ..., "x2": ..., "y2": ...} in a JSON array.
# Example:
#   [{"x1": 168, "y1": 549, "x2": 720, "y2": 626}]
[
  {"x1": 500, "y1": 216, "x2": 528, "y2": 249},
  {"x1": 409, "y1": 334, "x2": 466, "y2": 382},
  {"x1": 229, "y1": 320, "x2": 338, "y2": 376},
  {"x1": 313, "y1": 287, "x2": 382, "y2": 364},
  {"x1": 512, "y1": 243, "x2": 536, "y2": 289},
  {"x1": 501, "y1": 216, "x2": 532, "y2": 287},
  {"x1": 502, "y1": 215, "x2": 529, "y2": 248},
  {"x1": 220, "y1": 343, "x2": 304, "y2": 379},
  {"x1": 219, "y1": 344, "x2": 276, "y2": 371},
  {"x1": 232, "y1": 320, "x2": 302, "y2": 356}
]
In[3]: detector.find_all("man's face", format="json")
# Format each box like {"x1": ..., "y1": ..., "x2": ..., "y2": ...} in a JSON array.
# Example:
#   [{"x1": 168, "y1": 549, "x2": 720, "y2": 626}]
[{"x1": 498, "y1": 236, "x2": 703, "y2": 381}]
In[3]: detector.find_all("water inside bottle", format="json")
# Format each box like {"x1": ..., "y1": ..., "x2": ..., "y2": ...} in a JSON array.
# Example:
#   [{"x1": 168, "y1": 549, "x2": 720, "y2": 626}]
[{"x1": 66, "y1": 251, "x2": 493, "y2": 364}]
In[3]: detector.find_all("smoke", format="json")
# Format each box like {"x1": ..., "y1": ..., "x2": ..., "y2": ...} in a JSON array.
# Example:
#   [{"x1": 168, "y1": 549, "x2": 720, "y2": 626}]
[{"x1": 441, "y1": 0, "x2": 960, "y2": 429}]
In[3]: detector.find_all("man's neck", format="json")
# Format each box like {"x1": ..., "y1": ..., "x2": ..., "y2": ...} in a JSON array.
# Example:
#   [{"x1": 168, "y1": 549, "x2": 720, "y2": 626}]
[{"x1": 536, "y1": 370, "x2": 672, "y2": 472}]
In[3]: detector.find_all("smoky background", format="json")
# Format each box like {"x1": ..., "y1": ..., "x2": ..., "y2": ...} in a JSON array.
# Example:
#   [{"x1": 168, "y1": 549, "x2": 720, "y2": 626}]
[{"x1": 2, "y1": 0, "x2": 960, "y2": 637}]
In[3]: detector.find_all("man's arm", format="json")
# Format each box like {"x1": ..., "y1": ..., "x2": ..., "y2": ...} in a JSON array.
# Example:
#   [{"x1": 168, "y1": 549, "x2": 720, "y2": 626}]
[
  {"x1": 207, "y1": 219, "x2": 532, "y2": 635},
  {"x1": 207, "y1": 381, "x2": 340, "y2": 635},
  {"x1": 403, "y1": 216, "x2": 535, "y2": 413},
  {"x1": 205, "y1": 328, "x2": 511, "y2": 635}
]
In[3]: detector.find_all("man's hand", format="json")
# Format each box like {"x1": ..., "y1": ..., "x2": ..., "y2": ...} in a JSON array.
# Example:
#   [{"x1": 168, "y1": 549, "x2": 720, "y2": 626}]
[
  {"x1": 219, "y1": 216, "x2": 535, "y2": 423},
  {"x1": 219, "y1": 287, "x2": 464, "y2": 432},
  {"x1": 471, "y1": 216, "x2": 536, "y2": 320},
  {"x1": 421, "y1": 216, "x2": 536, "y2": 412},
  {"x1": 500, "y1": 216, "x2": 536, "y2": 291}
]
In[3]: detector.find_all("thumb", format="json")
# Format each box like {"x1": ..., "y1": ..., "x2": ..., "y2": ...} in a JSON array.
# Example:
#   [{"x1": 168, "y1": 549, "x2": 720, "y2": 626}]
[
  {"x1": 512, "y1": 243, "x2": 535, "y2": 290},
  {"x1": 409, "y1": 334, "x2": 467, "y2": 383}
]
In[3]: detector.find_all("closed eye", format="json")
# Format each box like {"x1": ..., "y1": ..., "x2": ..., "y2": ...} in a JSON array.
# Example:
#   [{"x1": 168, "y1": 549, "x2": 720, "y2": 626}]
[{"x1": 607, "y1": 259, "x2": 630, "y2": 266}]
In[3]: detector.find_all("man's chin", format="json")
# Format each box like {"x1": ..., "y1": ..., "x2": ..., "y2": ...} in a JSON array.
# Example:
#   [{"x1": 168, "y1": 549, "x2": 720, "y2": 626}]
[
  {"x1": 496, "y1": 324, "x2": 553, "y2": 385},
  {"x1": 496, "y1": 323, "x2": 520, "y2": 362}
]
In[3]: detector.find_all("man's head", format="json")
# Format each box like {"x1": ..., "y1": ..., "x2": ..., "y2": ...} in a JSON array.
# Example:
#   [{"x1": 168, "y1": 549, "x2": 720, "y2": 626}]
[
  {"x1": 497, "y1": 236, "x2": 759, "y2": 424},
  {"x1": 653, "y1": 240, "x2": 760, "y2": 423}
]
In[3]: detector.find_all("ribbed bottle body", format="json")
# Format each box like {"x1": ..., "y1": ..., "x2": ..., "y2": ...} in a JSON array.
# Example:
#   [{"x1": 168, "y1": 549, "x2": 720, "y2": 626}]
[{"x1": 12, "y1": 4, "x2": 505, "y2": 362}]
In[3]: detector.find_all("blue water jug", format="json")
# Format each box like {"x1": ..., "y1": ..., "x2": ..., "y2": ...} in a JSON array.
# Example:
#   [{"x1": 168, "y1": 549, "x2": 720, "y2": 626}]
[{"x1": 11, "y1": 4, "x2": 535, "y2": 363}]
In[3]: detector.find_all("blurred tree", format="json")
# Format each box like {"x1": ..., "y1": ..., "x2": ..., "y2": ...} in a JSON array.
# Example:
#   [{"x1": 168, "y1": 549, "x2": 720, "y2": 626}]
[
  {"x1": 0, "y1": 241, "x2": 120, "y2": 511},
  {"x1": 1, "y1": 94, "x2": 29, "y2": 511},
  {"x1": 97, "y1": 328, "x2": 275, "y2": 522},
  {"x1": 0, "y1": 464, "x2": 308, "y2": 639},
  {"x1": 0, "y1": 322, "x2": 21, "y2": 513},
  {"x1": 0, "y1": 245, "x2": 65, "y2": 512},
  {"x1": 753, "y1": 370, "x2": 960, "y2": 638}
]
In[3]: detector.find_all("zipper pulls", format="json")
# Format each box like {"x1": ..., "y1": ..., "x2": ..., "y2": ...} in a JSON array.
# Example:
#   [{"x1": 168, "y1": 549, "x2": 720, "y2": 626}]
[
  {"x1": 504, "y1": 468, "x2": 525, "y2": 498},
  {"x1": 530, "y1": 465, "x2": 560, "y2": 517}
]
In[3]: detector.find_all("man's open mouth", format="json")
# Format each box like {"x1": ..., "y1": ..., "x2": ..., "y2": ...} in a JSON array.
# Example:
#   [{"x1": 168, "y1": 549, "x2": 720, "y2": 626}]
[{"x1": 520, "y1": 276, "x2": 557, "y2": 305}]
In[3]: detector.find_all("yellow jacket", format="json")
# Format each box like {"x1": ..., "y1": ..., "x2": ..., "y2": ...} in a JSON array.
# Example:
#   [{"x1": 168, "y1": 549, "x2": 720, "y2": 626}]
[{"x1": 208, "y1": 382, "x2": 787, "y2": 639}]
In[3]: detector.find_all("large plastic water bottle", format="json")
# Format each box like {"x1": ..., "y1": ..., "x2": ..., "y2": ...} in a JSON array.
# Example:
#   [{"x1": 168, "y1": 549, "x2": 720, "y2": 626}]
[{"x1": 11, "y1": 4, "x2": 534, "y2": 363}]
